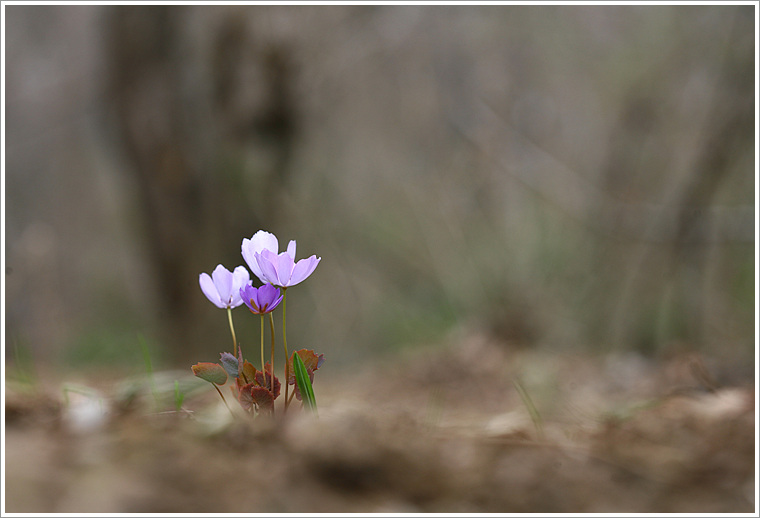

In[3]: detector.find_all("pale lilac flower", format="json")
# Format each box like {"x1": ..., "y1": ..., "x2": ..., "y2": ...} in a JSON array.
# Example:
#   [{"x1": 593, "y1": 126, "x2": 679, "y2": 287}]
[
  {"x1": 240, "y1": 283, "x2": 283, "y2": 314},
  {"x1": 241, "y1": 230, "x2": 295, "y2": 284},
  {"x1": 254, "y1": 247, "x2": 321, "y2": 288},
  {"x1": 199, "y1": 265, "x2": 250, "y2": 309}
]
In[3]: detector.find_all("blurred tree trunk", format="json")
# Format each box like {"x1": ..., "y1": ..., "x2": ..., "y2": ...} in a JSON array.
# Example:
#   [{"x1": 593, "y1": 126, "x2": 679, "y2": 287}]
[
  {"x1": 665, "y1": 14, "x2": 754, "y2": 350},
  {"x1": 104, "y1": 6, "x2": 298, "y2": 361},
  {"x1": 601, "y1": 11, "x2": 754, "y2": 354}
]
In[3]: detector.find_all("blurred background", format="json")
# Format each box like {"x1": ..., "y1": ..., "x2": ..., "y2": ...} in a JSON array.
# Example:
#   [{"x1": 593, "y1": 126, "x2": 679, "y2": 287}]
[{"x1": 4, "y1": 4, "x2": 756, "y2": 379}]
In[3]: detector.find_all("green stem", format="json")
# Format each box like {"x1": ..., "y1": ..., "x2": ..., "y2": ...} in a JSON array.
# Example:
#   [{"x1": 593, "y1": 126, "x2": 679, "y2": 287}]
[
  {"x1": 227, "y1": 307, "x2": 238, "y2": 358},
  {"x1": 282, "y1": 288, "x2": 290, "y2": 411},
  {"x1": 260, "y1": 314, "x2": 265, "y2": 373},
  {"x1": 269, "y1": 312, "x2": 276, "y2": 416},
  {"x1": 269, "y1": 313, "x2": 276, "y2": 379}
]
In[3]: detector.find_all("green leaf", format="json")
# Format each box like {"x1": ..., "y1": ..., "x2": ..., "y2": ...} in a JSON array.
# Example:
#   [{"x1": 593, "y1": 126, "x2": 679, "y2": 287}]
[
  {"x1": 191, "y1": 362, "x2": 228, "y2": 385},
  {"x1": 174, "y1": 380, "x2": 185, "y2": 411},
  {"x1": 287, "y1": 349, "x2": 324, "y2": 385},
  {"x1": 293, "y1": 352, "x2": 317, "y2": 415}
]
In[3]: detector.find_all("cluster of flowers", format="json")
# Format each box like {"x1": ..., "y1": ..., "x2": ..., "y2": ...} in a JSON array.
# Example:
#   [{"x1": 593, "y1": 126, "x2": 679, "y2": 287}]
[{"x1": 192, "y1": 230, "x2": 324, "y2": 416}]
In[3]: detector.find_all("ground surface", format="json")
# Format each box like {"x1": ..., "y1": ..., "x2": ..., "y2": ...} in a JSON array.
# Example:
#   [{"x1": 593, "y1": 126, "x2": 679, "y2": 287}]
[{"x1": 4, "y1": 337, "x2": 756, "y2": 513}]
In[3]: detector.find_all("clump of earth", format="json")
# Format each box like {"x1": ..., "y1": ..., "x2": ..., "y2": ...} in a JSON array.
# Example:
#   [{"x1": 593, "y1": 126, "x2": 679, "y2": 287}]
[{"x1": 5, "y1": 335, "x2": 755, "y2": 513}]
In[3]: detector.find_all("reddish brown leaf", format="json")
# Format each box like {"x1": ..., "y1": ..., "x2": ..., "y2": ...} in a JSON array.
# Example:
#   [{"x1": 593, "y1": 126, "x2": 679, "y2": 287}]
[
  {"x1": 191, "y1": 362, "x2": 228, "y2": 385},
  {"x1": 287, "y1": 350, "x2": 325, "y2": 401},
  {"x1": 241, "y1": 361, "x2": 257, "y2": 385},
  {"x1": 250, "y1": 387, "x2": 275, "y2": 412},
  {"x1": 238, "y1": 382, "x2": 256, "y2": 412},
  {"x1": 287, "y1": 350, "x2": 324, "y2": 385},
  {"x1": 237, "y1": 382, "x2": 275, "y2": 413},
  {"x1": 254, "y1": 363, "x2": 281, "y2": 399}
]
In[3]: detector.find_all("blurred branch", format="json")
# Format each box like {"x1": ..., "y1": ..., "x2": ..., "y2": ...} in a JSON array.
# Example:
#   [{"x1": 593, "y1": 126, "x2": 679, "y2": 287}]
[
  {"x1": 608, "y1": 8, "x2": 755, "y2": 351},
  {"x1": 450, "y1": 98, "x2": 753, "y2": 245}
]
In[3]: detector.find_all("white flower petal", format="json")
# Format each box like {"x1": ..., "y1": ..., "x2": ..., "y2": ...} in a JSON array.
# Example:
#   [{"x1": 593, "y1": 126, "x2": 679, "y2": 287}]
[
  {"x1": 211, "y1": 264, "x2": 233, "y2": 304},
  {"x1": 290, "y1": 256, "x2": 320, "y2": 286},
  {"x1": 256, "y1": 250, "x2": 281, "y2": 286},
  {"x1": 276, "y1": 252, "x2": 296, "y2": 286},
  {"x1": 199, "y1": 272, "x2": 225, "y2": 308},
  {"x1": 241, "y1": 238, "x2": 259, "y2": 278},
  {"x1": 230, "y1": 266, "x2": 251, "y2": 307},
  {"x1": 287, "y1": 240, "x2": 297, "y2": 260},
  {"x1": 251, "y1": 230, "x2": 279, "y2": 255},
  {"x1": 243, "y1": 231, "x2": 280, "y2": 283}
]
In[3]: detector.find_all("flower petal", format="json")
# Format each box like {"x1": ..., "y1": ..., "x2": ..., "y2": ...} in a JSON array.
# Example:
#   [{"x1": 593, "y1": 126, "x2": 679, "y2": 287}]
[
  {"x1": 200, "y1": 272, "x2": 225, "y2": 308},
  {"x1": 256, "y1": 250, "x2": 281, "y2": 287},
  {"x1": 276, "y1": 252, "x2": 295, "y2": 286},
  {"x1": 242, "y1": 231, "x2": 279, "y2": 283},
  {"x1": 211, "y1": 265, "x2": 234, "y2": 307},
  {"x1": 250, "y1": 230, "x2": 279, "y2": 255},
  {"x1": 232, "y1": 266, "x2": 251, "y2": 288},
  {"x1": 242, "y1": 239, "x2": 264, "y2": 283},
  {"x1": 262, "y1": 284, "x2": 283, "y2": 311},
  {"x1": 269, "y1": 291, "x2": 284, "y2": 311},
  {"x1": 240, "y1": 285, "x2": 256, "y2": 312},
  {"x1": 287, "y1": 240, "x2": 297, "y2": 260},
  {"x1": 252, "y1": 286, "x2": 264, "y2": 311},
  {"x1": 289, "y1": 256, "x2": 321, "y2": 286},
  {"x1": 259, "y1": 283, "x2": 277, "y2": 303},
  {"x1": 230, "y1": 266, "x2": 251, "y2": 307}
]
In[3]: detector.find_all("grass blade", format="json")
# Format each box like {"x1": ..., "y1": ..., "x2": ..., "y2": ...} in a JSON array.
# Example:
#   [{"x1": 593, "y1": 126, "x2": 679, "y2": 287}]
[
  {"x1": 174, "y1": 380, "x2": 185, "y2": 411},
  {"x1": 512, "y1": 377, "x2": 544, "y2": 440},
  {"x1": 293, "y1": 352, "x2": 318, "y2": 415},
  {"x1": 138, "y1": 334, "x2": 160, "y2": 408}
]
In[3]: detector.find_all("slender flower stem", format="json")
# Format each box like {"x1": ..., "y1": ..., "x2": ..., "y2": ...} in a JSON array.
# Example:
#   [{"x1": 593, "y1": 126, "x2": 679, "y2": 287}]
[
  {"x1": 259, "y1": 314, "x2": 265, "y2": 373},
  {"x1": 269, "y1": 313, "x2": 276, "y2": 379},
  {"x1": 282, "y1": 288, "x2": 290, "y2": 411},
  {"x1": 227, "y1": 307, "x2": 238, "y2": 358},
  {"x1": 269, "y1": 312, "x2": 276, "y2": 417},
  {"x1": 213, "y1": 383, "x2": 235, "y2": 418}
]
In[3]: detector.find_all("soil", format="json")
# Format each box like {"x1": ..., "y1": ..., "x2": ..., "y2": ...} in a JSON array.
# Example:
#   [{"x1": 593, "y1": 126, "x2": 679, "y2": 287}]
[{"x1": 4, "y1": 336, "x2": 756, "y2": 513}]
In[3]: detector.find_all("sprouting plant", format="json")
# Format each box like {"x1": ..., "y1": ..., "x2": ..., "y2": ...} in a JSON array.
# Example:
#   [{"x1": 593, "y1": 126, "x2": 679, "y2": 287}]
[
  {"x1": 138, "y1": 333, "x2": 160, "y2": 409},
  {"x1": 512, "y1": 377, "x2": 544, "y2": 440},
  {"x1": 174, "y1": 380, "x2": 185, "y2": 412},
  {"x1": 192, "y1": 230, "x2": 324, "y2": 418}
]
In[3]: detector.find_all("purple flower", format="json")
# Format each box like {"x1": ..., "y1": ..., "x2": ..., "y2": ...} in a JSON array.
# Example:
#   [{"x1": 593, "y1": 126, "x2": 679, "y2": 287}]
[
  {"x1": 199, "y1": 265, "x2": 250, "y2": 309},
  {"x1": 239, "y1": 283, "x2": 284, "y2": 314},
  {"x1": 254, "y1": 246, "x2": 321, "y2": 288},
  {"x1": 241, "y1": 230, "x2": 295, "y2": 284}
]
